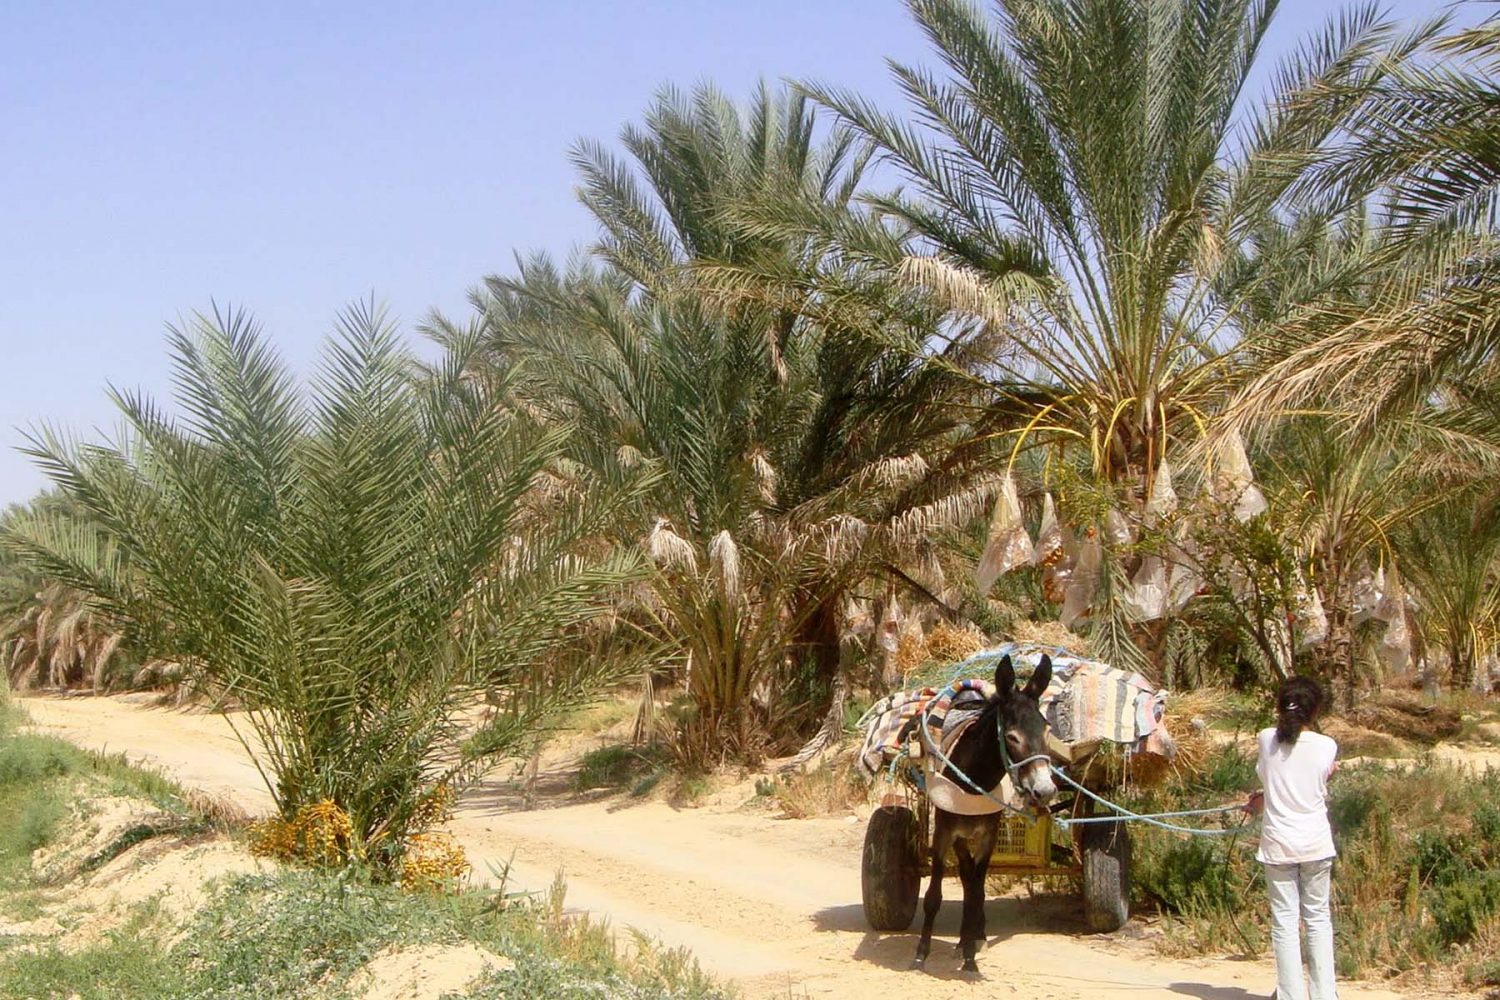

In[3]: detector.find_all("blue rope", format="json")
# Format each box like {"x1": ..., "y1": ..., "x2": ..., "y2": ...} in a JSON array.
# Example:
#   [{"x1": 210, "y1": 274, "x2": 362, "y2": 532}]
[{"x1": 1049, "y1": 766, "x2": 1250, "y2": 836}]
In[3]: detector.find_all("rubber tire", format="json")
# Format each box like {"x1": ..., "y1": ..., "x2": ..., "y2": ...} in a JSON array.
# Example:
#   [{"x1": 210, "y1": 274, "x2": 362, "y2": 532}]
[
  {"x1": 861, "y1": 805, "x2": 921, "y2": 931},
  {"x1": 1081, "y1": 820, "x2": 1131, "y2": 932}
]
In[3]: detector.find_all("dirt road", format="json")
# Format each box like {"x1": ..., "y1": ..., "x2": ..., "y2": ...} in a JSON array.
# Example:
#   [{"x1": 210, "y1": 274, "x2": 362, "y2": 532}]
[{"x1": 22, "y1": 694, "x2": 1424, "y2": 1000}]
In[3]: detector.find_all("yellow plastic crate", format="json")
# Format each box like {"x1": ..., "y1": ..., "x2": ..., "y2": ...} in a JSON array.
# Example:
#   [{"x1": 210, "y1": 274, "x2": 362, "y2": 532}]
[{"x1": 991, "y1": 811, "x2": 1051, "y2": 866}]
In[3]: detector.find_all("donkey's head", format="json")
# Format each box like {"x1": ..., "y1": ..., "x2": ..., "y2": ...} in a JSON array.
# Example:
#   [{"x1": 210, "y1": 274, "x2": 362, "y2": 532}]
[{"x1": 994, "y1": 653, "x2": 1056, "y2": 807}]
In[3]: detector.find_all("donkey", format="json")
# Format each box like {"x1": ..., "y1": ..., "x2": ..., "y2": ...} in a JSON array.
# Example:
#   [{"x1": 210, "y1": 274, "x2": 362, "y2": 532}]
[{"x1": 912, "y1": 653, "x2": 1056, "y2": 974}]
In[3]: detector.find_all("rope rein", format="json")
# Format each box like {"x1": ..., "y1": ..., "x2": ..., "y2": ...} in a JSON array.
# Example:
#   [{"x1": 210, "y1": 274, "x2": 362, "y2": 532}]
[{"x1": 1048, "y1": 766, "x2": 1248, "y2": 835}]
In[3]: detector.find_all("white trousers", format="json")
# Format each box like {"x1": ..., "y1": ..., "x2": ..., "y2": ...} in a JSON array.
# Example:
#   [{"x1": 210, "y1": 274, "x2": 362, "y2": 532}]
[{"x1": 1264, "y1": 858, "x2": 1337, "y2": 1000}]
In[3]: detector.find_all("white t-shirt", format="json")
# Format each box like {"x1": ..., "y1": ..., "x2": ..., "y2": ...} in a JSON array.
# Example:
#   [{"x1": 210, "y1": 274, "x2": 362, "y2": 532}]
[{"x1": 1255, "y1": 727, "x2": 1338, "y2": 865}]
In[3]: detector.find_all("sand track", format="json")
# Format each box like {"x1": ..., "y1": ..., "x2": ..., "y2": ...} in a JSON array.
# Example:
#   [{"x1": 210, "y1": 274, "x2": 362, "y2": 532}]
[{"x1": 22, "y1": 694, "x2": 1426, "y2": 999}]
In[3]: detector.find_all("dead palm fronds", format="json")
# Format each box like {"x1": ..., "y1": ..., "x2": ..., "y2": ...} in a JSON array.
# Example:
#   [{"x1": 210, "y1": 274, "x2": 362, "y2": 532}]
[{"x1": 2, "y1": 583, "x2": 127, "y2": 691}]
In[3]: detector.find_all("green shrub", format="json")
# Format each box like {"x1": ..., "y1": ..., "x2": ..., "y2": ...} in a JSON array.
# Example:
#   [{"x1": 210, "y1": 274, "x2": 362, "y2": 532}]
[
  {"x1": 574, "y1": 744, "x2": 667, "y2": 792},
  {"x1": 1193, "y1": 745, "x2": 1258, "y2": 794},
  {"x1": 0, "y1": 735, "x2": 83, "y2": 786},
  {"x1": 1137, "y1": 837, "x2": 1240, "y2": 913},
  {"x1": 1426, "y1": 872, "x2": 1500, "y2": 948},
  {"x1": 1327, "y1": 778, "x2": 1385, "y2": 837},
  {"x1": 8, "y1": 792, "x2": 67, "y2": 855}
]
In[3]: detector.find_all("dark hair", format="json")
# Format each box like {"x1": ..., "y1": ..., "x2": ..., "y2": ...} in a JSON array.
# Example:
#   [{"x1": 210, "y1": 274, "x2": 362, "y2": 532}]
[{"x1": 1275, "y1": 676, "x2": 1325, "y2": 746}]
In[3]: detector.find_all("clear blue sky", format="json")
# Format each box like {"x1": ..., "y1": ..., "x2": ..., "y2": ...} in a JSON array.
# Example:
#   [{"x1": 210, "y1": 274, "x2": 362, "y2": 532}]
[{"x1": 0, "y1": 0, "x2": 1457, "y2": 505}]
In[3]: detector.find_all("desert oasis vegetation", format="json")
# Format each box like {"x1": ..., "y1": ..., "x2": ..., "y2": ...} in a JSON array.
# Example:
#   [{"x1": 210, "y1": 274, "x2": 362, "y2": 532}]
[{"x1": 2, "y1": 1, "x2": 1500, "y2": 998}]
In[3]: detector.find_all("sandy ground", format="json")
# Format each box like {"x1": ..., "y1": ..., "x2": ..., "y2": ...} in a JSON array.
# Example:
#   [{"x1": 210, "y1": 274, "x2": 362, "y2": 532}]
[{"x1": 22, "y1": 694, "x2": 1455, "y2": 1000}]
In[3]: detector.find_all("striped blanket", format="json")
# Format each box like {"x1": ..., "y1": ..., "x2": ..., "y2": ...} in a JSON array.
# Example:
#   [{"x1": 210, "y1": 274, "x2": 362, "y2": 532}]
[{"x1": 857, "y1": 643, "x2": 1172, "y2": 779}]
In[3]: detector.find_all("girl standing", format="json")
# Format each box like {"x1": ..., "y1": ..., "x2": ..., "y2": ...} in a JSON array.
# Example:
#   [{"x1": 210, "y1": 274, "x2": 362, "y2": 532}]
[{"x1": 1246, "y1": 676, "x2": 1339, "y2": 1000}]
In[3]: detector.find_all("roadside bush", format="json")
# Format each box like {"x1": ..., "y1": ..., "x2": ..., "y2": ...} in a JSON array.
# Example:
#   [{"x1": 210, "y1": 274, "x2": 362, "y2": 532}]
[
  {"x1": 0, "y1": 724, "x2": 196, "y2": 889},
  {"x1": 0, "y1": 735, "x2": 79, "y2": 787},
  {"x1": 1137, "y1": 837, "x2": 1241, "y2": 915}
]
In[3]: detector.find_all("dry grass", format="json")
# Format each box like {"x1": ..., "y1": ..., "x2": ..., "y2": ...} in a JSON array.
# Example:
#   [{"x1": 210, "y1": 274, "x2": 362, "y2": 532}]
[
  {"x1": 1347, "y1": 692, "x2": 1462, "y2": 746},
  {"x1": 769, "y1": 760, "x2": 869, "y2": 819},
  {"x1": 1010, "y1": 619, "x2": 1089, "y2": 654},
  {"x1": 182, "y1": 789, "x2": 250, "y2": 832},
  {"x1": 1164, "y1": 688, "x2": 1237, "y2": 727},
  {"x1": 925, "y1": 619, "x2": 986, "y2": 662},
  {"x1": 893, "y1": 623, "x2": 928, "y2": 679},
  {"x1": 1460, "y1": 917, "x2": 1500, "y2": 991},
  {"x1": 1128, "y1": 715, "x2": 1215, "y2": 789},
  {"x1": 1322, "y1": 717, "x2": 1410, "y2": 758},
  {"x1": 1444, "y1": 689, "x2": 1500, "y2": 718}
]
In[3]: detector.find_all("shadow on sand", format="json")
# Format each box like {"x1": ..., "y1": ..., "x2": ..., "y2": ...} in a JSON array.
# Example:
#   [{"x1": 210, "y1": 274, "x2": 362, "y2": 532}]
[
  {"x1": 815, "y1": 896, "x2": 1270, "y2": 996},
  {"x1": 812, "y1": 893, "x2": 1089, "y2": 977},
  {"x1": 1166, "y1": 984, "x2": 1267, "y2": 999},
  {"x1": 459, "y1": 761, "x2": 675, "y2": 817}
]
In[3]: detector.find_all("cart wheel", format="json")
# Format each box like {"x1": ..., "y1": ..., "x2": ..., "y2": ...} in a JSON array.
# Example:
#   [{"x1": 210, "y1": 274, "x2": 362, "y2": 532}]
[
  {"x1": 1081, "y1": 820, "x2": 1131, "y2": 932},
  {"x1": 861, "y1": 805, "x2": 921, "y2": 931}
]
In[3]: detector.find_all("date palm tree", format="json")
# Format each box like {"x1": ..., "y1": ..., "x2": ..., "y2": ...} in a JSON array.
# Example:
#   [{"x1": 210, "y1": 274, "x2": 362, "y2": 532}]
[
  {"x1": 1, "y1": 582, "x2": 125, "y2": 692},
  {"x1": 1222, "y1": 17, "x2": 1500, "y2": 461},
  {"x1": 4, "y1": 303, "x2": 653, "y2": 870},
  {"x1": 805, "y1": 0, "x2": 1431, "y2": 481},
  {"x1": 799, "y1": 0, "x2": 1438, "y2": 668},
  {"x1": 1397, "y1": 492, "x2": 1500, "y2": 691},
  {"x1": 448, "y1": 84, "x2": 1003, "y2": 757}
]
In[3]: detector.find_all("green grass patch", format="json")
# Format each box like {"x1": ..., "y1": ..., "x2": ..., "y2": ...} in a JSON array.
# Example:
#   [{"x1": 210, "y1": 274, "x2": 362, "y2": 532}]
[
  {"x1": 0, "y1": 693, "x2": 201, "y2": 903},
  {"x1": 571, "y1": 696, "x2": 638, "y2": 737},
  {"x1": 0, "y1": 868, "x2": 731, "y2": 1000},
  {"x1": 0, "y1": 904, "x2": 185, "y2": 1000},
  {"x1": 573, "y1": 743, "x2": 669, "y2": 792},
  {"x1": 0, "y1": 732, "x2": 197, "y2": 886},
  {"x1": 0, "y1": 691, "x2": 729, "y2": 1000}
]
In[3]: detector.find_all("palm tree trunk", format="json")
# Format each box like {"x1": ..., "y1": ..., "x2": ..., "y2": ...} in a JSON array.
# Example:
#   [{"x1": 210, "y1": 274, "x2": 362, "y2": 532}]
[
  {"x1": 1312, "y1": 598, "x2": 1356, "y2": 712},
  {"x1": 1449, "y1": 631, "x2": 1476, "y2": 692},
  {"x1": 793, "y1": 593, "x2": 843, "y2": 686}
]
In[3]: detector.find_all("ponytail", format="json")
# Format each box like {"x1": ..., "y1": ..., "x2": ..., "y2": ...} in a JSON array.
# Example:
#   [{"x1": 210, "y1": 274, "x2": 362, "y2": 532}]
[{"x1": 1275, "y1": 677, "x2": 1325, "y2": 746}]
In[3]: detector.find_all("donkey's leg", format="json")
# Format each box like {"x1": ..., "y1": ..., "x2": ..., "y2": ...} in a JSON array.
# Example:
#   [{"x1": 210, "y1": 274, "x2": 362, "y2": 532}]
[
  {"x1": 912, "y1": 814, "x2": 950, "y2": 971},
  {"x1": 966, "y1": 818, "x2": 1002, "y2": 961},
  {"x1": 952, "y1": 839, "x2": 979, "y2": 963}
]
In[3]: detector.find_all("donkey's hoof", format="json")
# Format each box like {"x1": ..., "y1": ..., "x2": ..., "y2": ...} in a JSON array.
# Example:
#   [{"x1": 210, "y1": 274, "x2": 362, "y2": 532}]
[
  {"x1": 909, "y1": 957, "x2": 927, "y2": 972},
  {"x1": 960, "y1": 959, "x2": 981, "y2": 976}
]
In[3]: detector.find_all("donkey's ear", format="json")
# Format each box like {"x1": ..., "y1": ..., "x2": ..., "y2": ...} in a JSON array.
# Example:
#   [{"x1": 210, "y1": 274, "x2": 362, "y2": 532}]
[
  {"x1": 994, "y1": 654, "x2": 1016, "y2": 694},
  {"x1": 1023, "y1": 653, "x2": 1053, "y2": 700}
]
